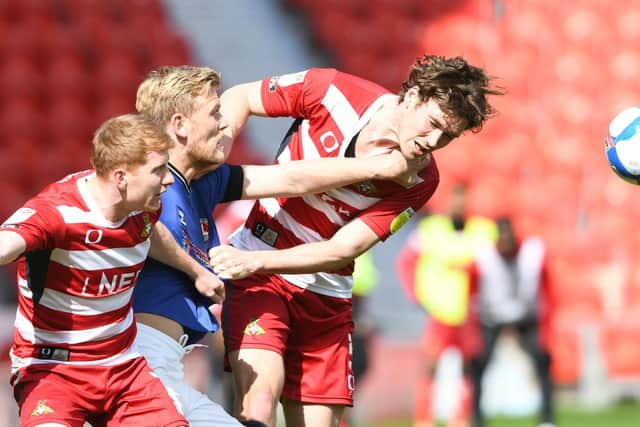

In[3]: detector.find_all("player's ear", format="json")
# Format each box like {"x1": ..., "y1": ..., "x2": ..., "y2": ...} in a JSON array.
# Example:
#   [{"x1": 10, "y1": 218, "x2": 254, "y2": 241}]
[
  {"x1": 114, "y1": 169, "x2": 128, "y2": 190},
  {"x1": 403, "y1": 86, "x2": 420, "y2": 108},
  {"x1": 170, "y1": 113, "x2": 189, "y2": 140}
]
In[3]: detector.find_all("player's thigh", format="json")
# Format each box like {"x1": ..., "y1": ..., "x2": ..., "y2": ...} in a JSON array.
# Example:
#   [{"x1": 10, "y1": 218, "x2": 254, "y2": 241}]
[
  {"x1": 15, "y1": 367, "x2": 88, "y2": 427},
  {"x1": 228, "y1": 348, "x2": 285, "y2": 398},
  {"x1": 107, "y1": 358, "x2": 187, "y2": 427},
  {"x1": 282, "y1": 399, "x2": 344, "y2": 427}
]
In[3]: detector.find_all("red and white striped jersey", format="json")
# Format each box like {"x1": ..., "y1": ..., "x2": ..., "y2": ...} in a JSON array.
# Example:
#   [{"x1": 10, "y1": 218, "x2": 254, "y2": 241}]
[
  {"x1": 229, "y1": 68, "x2": 439, "y2": 298},
  {"x1": 0, "y1": 170, "x2": 160, "y2": 367}
]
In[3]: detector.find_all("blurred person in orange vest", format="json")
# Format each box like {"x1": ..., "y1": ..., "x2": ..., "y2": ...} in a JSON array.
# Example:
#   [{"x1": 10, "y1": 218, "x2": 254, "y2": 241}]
[
  {"x1": 468, "y1": 217, "x2": 554, "y2": 427},
  {"x1": 397, "y1": 182, "x2": 497, "y2": 427}
]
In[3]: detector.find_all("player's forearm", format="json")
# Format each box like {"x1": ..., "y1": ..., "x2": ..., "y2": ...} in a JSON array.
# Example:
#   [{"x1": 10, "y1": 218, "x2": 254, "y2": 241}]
[
  {"x1": 255, "y1": 241, "x2": 357, "y2": 274},
  {"x1": 0, "y1": 231, "x2": 26, "y2": 265},
  {"x1": 242, "y1": 154, "x2": 404, "y2": 199}
]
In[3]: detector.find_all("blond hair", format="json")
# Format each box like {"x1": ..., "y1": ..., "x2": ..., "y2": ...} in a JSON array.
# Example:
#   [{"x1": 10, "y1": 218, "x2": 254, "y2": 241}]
[
  {"x1": 136, "y1": 65, "x2": 222, "y2": 126},
  {"x1": 90, "y1": 113, "x2": 174, "y2": 177}
]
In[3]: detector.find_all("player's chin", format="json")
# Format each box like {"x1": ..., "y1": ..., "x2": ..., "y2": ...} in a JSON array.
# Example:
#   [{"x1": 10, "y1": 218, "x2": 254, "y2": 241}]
[
  {"x1": 211, "y1": 148, "x2": 227, "y2": 164},
  {"x1": 217, "y1": 136, "x2": 234, "y2": 158},
  {"x1": 145, "y1": 197, "x2": 163, "y2": 212}
]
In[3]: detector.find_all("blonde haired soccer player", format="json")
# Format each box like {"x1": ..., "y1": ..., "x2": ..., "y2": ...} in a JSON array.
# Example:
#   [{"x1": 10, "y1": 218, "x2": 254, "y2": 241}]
[{"x1": 131, "y1": 65, "x2": 425, "y2": 427}]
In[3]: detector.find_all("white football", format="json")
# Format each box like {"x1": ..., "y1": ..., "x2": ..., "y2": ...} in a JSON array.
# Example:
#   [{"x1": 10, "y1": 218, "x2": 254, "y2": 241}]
[{"x1": 605, "y1": 105, "x2": 640, "y2": 185}]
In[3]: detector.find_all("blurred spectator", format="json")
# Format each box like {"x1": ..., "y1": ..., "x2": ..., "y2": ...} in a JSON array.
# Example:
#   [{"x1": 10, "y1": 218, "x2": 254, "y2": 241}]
[
  {"x1": 397, "y1": 183, "x2": 497, "y2": 427},
  {"x1": 468, "y1": 217, "x2": 555, "y2": 427}
]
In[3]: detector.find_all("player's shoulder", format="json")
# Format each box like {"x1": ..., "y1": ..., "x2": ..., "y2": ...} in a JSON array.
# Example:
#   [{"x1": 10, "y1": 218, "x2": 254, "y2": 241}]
[
  {"x1": 31, "y1": 171, "x2": 89, "y2": 209},
  {"x1": 191, "y1": 163, "x2": 233, "y2": 195},
  {"x1": 39, "y1": 170, "x2": 91, "y2": 198},
  {"x1": 305, "y1": 68, "x2": 389, "y2": 95}
]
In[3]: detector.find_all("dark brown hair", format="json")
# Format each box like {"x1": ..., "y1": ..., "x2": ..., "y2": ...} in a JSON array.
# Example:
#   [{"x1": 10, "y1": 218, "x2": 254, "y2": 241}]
[{"x1": 399, "y1": 55, "x2": 504, "y2": 132}]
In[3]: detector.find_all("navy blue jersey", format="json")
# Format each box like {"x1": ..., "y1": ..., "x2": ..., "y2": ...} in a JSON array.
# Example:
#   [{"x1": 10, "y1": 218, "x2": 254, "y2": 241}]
[{"x1": 133, "y1": 163, "x2": 243, "y2": 344}]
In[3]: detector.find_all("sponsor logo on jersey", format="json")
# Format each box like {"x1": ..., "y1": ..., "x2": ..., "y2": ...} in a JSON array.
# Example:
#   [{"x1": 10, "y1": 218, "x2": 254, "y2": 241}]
[
  {"x1": 243, "y1": 318, "x2": 266, "y2": 336},
  {"x1": 31, "y1": 400, "x2": 54, "y2": 416},
  {"x1": 141, "y1": 213, "x2": 153, "y2": 238},
  {"x1": 200, "y1": 218, "x2": 210, "y2": 241},
  {"x1": 38, "y1": 347, "x2": 70, "y2": 361},
  {"x1": 390, "y1": 207, "x2": 415, "y2": 234},
  {"x1": 252, "y1": 222, "x2": 278, "y2": 247},
  {"x1": 177, "y1": 208, "x2": 190, "y2": 251},
  {"x1": 85, "y1": 229, "x2": 103, "y2": 244}
]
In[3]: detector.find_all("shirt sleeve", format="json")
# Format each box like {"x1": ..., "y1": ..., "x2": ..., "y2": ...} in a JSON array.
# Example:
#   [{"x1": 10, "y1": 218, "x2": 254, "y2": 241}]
[
  {"x1": 358, "y1": 164, "x2": 439, "y2": 241},
  {"x1": 0, "y1": 198, "x2": 64, "y2": 252},
  {"x1": 221, "y1": 165, "x2": 244, "y2": 202},
  {"x1": 197, "y1": 164, "x2": 234, "y2": 210},
  {"x1": 260, "y1": 68, "x2": 337, "y2": 119}
]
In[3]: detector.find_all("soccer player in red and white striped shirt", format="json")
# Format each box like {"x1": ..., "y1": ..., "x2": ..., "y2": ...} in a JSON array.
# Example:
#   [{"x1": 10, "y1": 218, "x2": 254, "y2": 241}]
[
  {"x1": 208, "y1": 55, "x2": 503, "y2": 427},
  {"x1": 0, "y1": 113, "x2": 221, "y2": 426}
]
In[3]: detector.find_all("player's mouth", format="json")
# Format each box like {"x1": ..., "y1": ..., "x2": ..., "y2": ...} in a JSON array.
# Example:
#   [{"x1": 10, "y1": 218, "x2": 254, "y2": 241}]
[{"x1": 414, "y1": 140, "x2": 429, "y2": 155}]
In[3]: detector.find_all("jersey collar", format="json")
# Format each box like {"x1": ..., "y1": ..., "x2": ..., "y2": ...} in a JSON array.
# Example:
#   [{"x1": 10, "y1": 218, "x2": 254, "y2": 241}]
[{"x1": 168, "y1": 163, "x2": 190, "y2": 193}]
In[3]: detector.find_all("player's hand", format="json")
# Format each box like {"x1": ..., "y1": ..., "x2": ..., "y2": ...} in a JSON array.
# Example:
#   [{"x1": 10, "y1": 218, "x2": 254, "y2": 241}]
[
  {"x1": 375, "y1": 149, "x2": 430, "y2": 187},
  {"x1": 209, "y1": 245, "x2": 261, "y2": 280},
  {"x1": 194, "y1": 268, "x2": 225, "y2": 303}
]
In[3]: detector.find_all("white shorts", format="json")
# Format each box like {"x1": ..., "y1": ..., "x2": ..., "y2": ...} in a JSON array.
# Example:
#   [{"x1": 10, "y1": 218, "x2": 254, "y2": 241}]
[{"x1": 135, "y1": 322, "x2": 242, "y2": 427}]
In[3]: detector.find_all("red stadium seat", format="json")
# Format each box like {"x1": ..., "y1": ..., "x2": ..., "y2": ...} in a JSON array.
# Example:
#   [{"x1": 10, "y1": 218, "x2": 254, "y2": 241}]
[
  {"x1": 45, "y1": 55, "x2": 93, "y2": 109},
  {"x1": 45, "y1": 98, "x2": 96, "y2": 146},
  {"x1": 0, "y1": 57, "x2": 46, "y2": 107},
  {"x1": 146, "y1": 31, "x2": 192, "y2": 68},
  {"x1": 0, "y1": 99, "x2": 44, "y2": 142},
  {"x1": 93, "y1": 96, "x2": 134, "y2": 125},
  {"x1": 93, "y1": 53, "x2": 144, "y2": 104}
]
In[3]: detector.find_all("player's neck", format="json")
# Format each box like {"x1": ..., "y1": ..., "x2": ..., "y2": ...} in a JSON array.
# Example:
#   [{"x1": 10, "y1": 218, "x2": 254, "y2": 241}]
[
  {"x1": 168, "y1": 150, "x2": 218, "y2": 184},
  {"x1": 356, "y1": 98, "x2": 402, "y2": 156},
  {"x1": 85, "y1": 174, "x2": 130, "y2": 223}
]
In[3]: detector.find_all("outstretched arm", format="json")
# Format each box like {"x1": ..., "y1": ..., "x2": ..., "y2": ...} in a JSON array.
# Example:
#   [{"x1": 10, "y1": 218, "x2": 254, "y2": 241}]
[
  {"x1": 0, "y1": 231, "x2": 26, "y2": 265},
  {"x1": 149, "y1": 222, "x2": 225, "y2": 302},
  {"x1": 209, "y1": 219, "x2": 380, "y2": 279},
  {"x1": 240, "y1": 150, "x2": 428, "y2": 199}
]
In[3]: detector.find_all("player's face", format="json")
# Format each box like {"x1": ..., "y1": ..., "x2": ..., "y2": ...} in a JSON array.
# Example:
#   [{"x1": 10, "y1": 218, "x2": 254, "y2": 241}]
[
  {"x1": 397, "y1": 92, "x2": 467, "y2": 159},
  {"x1": 185, "y1": 90, "x2": 230, "y2": 166},
  {"x1": 125, "y1": 150, "x2": 174, "y2": 211}
]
